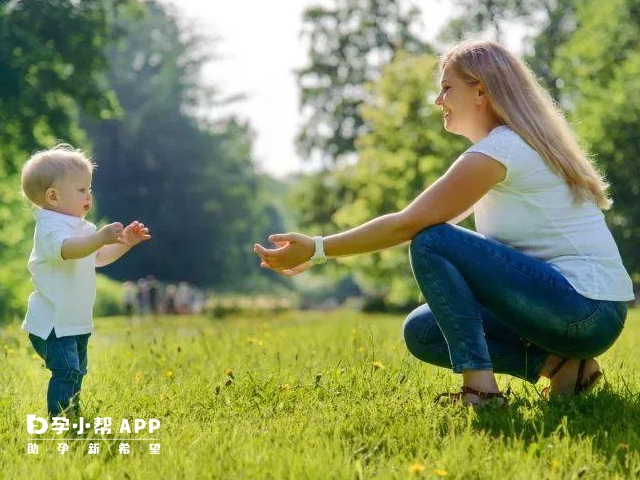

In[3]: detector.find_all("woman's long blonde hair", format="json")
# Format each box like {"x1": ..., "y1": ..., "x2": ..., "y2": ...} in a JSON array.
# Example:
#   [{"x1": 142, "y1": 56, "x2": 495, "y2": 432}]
[{"x1": 440, "y1": 40, "x2": 611, "y2": 210}]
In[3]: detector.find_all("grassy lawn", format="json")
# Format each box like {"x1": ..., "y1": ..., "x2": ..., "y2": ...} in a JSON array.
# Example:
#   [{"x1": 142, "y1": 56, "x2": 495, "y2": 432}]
[{"x1": 1, "y1": 307, "x2": 639, "y2": 479}]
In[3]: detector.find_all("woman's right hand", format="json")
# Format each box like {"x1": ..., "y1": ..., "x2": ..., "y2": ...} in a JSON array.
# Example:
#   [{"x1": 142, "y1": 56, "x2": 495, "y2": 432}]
[{"x1": 253, "y1": 232, "x2": 316, "y2": 276}]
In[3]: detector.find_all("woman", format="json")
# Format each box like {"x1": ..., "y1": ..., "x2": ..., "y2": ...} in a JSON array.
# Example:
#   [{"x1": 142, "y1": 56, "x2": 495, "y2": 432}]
[{"x1": 253, "y1": 40, "x2": 633, "y2": 406}]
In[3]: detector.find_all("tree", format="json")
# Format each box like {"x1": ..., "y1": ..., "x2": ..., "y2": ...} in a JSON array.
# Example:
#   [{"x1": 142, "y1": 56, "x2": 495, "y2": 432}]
[
  {"x1": 296, "y1": 0, "x2": 429, "y2": 166},
  {"x1": 83, "y1": 1, "x2": 278, "y2": 288},
  {"x1": 553, "y1": 0, "x2": 640, "y2": 281},
  {"x1": 437, "y1": 0, "x2": 534, "y2": 45},
  {"x1": 331, "y1": 53, "x2": 468, "y2": 305},
  {"x1": 0, "y1": 0, "x2": 134, "y2": 317},
  {"x1": 293, "y1": 0, "x2": 430, "y2": 240},
  {"x1": 439, "y1": 0, "x2": 577, "y2": 101}
]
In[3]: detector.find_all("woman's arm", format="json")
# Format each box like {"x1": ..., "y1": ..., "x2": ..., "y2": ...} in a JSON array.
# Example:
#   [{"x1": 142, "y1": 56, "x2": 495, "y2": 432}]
[{"x1": 254, "y1": 152, "x2": 505, "y2": 270}]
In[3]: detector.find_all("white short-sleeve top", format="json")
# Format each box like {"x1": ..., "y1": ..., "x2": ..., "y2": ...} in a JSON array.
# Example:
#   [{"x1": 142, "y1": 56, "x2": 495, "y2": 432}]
[
  {"x1": 22, "y1": 209, "x2": 97, "y2": 339},
  {"x1": 466, "y1": 125, "x2": 634, "y2": 301}
]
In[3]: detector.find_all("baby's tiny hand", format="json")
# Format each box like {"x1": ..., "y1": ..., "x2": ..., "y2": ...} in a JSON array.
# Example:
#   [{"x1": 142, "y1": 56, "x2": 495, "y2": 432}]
[
  {"x1": 123, "y1": 221, "x2": 151, "y2": 247},
  {"x1": 98, "y1": 222, "x2": 124, "y2": 245}
]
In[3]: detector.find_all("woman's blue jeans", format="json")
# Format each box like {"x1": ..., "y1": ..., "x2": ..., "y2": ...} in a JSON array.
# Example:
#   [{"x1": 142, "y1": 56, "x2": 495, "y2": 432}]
[
  {"x1": 403, "y1": 224, "x2": 627, "y2": 383},
  {"x1": 29, "y1": 329, "x2": 90, "y2": 417}
]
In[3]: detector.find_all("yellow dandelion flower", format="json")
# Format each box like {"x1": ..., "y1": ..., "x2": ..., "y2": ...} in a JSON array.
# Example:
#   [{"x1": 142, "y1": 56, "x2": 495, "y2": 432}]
[
  {"x1": 434, "y1": 469, "x2": 448, "y2": 476},
  {"x1": 550, "y1": 459, "x2": 561, "y2": 469},
  {"x1": 408, "y1": 463, "x2": 426, "y2": 474},
  {"x1": 372, "y1": 361, "x2": 385, "y2": 370},
  {"x1": 165, "y1": 370, "x2": 174, "y2": 379}
]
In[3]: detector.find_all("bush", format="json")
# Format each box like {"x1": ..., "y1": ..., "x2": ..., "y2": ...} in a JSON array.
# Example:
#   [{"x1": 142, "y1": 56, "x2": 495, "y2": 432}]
[{"x1": 95, "y1": 274, "x2": 124, "y2": 317}]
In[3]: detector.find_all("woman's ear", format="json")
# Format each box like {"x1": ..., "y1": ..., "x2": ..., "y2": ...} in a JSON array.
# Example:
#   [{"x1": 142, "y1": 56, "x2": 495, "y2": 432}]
[
  {"x1": 476, "y1": 85, "x2": 490, "y2": 106},
  {"x1": 45, "y1": 187, "x2": 58, "y2": 206}
]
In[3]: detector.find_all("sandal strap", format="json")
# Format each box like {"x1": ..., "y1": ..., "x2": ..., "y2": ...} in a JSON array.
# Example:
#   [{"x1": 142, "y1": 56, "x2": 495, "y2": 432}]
[
  {"x1": 575, "y1": 359, "x2": 586, "y2": 394},
  {"x1": 433, "y1": 386, "x2": 507, "y2": 405},
  {"x1": 460, "y1": 385, "x2": 505, "y2": 400},
  {"x1": 542, "y1": 359, "x2": 604, "y2": 398},
  {"x1": 576, "y1": 368, "x2": 603, "y2": 394},
  {"x1": 547, "y1": 357, "x2": 569, "y2": 379}
]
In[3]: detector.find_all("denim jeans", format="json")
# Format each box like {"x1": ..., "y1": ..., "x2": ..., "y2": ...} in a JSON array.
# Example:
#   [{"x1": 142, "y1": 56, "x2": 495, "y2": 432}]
[
  {"x1": 29, "y1": 329, "x2": 90, "y2": 416},
  {"x1": 403, "y1": 224, "x2": 627, "y2": 383}
]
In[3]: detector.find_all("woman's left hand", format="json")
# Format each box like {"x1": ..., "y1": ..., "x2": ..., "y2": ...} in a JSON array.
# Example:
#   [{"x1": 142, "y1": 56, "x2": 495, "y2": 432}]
[{"x1": 253, "y1": 232, "x2": 315, "y2": 275}]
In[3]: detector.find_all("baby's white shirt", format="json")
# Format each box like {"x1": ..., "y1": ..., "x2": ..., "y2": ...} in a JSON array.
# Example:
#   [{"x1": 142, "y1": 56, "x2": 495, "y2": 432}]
[
  {"x1": 466, "y1": 125, "x2": 634, "y2": 301},
  {"x1": 22, "y1": 209, "x2": 97, "y2": 339}
]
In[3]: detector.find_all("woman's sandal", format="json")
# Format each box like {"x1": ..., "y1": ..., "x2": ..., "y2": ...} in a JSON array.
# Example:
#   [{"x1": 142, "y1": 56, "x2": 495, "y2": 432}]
[
  {"x1": 434, "y1": 385, "x2": 508, "y2": 407},
  {"x1": 541, "y1": 358, "x2": 603, "y2": 398}
]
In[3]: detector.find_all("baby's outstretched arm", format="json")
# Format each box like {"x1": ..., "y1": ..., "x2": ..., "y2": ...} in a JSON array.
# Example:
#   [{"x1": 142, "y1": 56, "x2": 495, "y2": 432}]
[
  {"x1": 62, "y1": 222, "x2": 124, "y2": 260},
  {"x1": 95, "y1": 221, "x2": 151, "y2": 267}
]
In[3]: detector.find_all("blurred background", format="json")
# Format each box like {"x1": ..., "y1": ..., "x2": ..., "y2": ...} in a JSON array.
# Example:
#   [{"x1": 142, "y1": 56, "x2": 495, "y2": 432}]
[{"x1": 1, "y1": 0, "x2": 638, "y2": 320}]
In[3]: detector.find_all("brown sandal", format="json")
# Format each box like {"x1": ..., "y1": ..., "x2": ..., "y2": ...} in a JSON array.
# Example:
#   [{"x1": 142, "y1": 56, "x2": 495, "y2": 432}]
[
  {"x1": 434, "y1": 385, "x2": 507, "y2": 406},
  {"x1": 542, "y1": 358, "x2": 603, "y2": 398}
]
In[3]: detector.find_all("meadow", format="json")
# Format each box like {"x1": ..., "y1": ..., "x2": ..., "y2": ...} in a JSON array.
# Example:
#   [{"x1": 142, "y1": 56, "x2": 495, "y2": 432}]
[{"x1": 1, "y1": 307, "x2": 639, "y2": 480}]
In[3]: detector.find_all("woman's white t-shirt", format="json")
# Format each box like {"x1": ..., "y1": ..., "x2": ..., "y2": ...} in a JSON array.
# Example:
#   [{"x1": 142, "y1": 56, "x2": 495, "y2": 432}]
[{"x1": 466, "y1": 125, "x2": 634, "y2": 301}]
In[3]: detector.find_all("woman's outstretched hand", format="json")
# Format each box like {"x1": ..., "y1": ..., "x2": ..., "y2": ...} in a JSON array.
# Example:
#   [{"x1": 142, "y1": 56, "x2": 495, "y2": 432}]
[{"x1": 253, "y1": 233, "x2": 315, "y2": 277}]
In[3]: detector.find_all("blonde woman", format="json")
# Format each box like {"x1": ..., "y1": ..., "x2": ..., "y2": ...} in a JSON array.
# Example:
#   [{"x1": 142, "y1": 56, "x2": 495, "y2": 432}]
[{"x1": 254, "y1": 40, "x2": 633, "y2": 406}]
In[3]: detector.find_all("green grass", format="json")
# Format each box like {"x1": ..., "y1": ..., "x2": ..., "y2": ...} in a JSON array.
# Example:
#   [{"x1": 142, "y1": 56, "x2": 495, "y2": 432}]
[{"x1": 1, "y1": 308, "x2": 640, "y2": 479}]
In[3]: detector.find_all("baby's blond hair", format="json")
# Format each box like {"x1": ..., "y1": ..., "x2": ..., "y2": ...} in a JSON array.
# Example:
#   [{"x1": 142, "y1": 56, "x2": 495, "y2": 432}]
[{"x1": 21, "y1": 144, "x2": 96, "y2": 207}]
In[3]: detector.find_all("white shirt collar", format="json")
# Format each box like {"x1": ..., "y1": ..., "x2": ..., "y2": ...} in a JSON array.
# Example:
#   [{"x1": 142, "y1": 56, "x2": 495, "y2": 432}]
[{"x1": 35, "y1": 208, "x2": 86, "y2": 228}]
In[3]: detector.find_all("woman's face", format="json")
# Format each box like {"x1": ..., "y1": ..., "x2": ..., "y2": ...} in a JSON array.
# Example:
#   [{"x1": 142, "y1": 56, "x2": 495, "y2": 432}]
[{"x1": 435, "y1": 65, "x2": 486, "y2": 141}]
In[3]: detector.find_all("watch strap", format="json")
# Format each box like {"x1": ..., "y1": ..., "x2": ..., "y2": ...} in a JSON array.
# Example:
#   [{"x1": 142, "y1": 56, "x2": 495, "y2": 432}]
[{"x1": 309, "y1": 236, "x2": 327, "y2": 265}]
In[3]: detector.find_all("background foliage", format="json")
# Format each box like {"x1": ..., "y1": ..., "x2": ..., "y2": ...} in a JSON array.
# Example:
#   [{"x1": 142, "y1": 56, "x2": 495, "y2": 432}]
[
  {"x1": 0, "y1": 0, "x2": 639, "y2": 319},
  {"x1": 291, "y1": 0, "x2": 640, "y2": 307}
]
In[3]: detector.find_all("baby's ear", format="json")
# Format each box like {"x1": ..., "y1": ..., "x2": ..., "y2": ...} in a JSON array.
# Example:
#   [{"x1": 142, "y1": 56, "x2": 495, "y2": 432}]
[{"x1": 45, "y1": 187, "x2": 58, "y2": 205}]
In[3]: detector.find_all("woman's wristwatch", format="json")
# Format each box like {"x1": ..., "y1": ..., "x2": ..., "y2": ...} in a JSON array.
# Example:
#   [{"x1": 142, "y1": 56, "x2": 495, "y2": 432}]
[{"x1": 309, "y1": 236, "x2": 327, "y2": 265}]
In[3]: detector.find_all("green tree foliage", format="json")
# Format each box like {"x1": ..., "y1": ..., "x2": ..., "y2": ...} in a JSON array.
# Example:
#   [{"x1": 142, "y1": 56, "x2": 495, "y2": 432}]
[
  {"x1": 437, "y1": 0, "x2": 534, "y2": 44},
  {"x1": 296, "y1": 0, "x2": 429, "y2": 165},
  {"x1": 553, "y1": 0, "x2": 640, "y2": 280},
  {"x1": 332, "y1": 53, "x2": 468, "y2": 304},
  {"x1": 440, "y1": 0, "x2": 576, "y2": 101},
  {"x1": 83, "y1": 1, "x2": 280, "y2": 289},
  {"x1": 0, "y1": 0, "x2": 133, "y2": 317},
  {"x1": 0, "y1": 0, "x2": 129, "y2": 165},
  {"x1": 524, "y1": 0, "x2": 576, "y2": 100},
  {"x1": 293, "y1": 0, "x2": 429, "y2": 238}
]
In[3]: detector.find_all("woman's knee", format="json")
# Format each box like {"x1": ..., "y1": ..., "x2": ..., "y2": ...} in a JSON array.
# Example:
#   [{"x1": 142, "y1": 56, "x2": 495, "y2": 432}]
[
  {"x1": 403, "y1": 305, "x2": 441, "y2": 356},
  {"x1": 409, "y1": 223, "x2": 452, "y2": 259}
]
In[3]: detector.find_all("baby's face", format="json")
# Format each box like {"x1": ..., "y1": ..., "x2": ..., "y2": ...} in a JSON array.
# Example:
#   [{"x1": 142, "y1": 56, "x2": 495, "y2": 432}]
[{"x1": 47, "y1": 169, "x2": 93, "y2": 218}]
